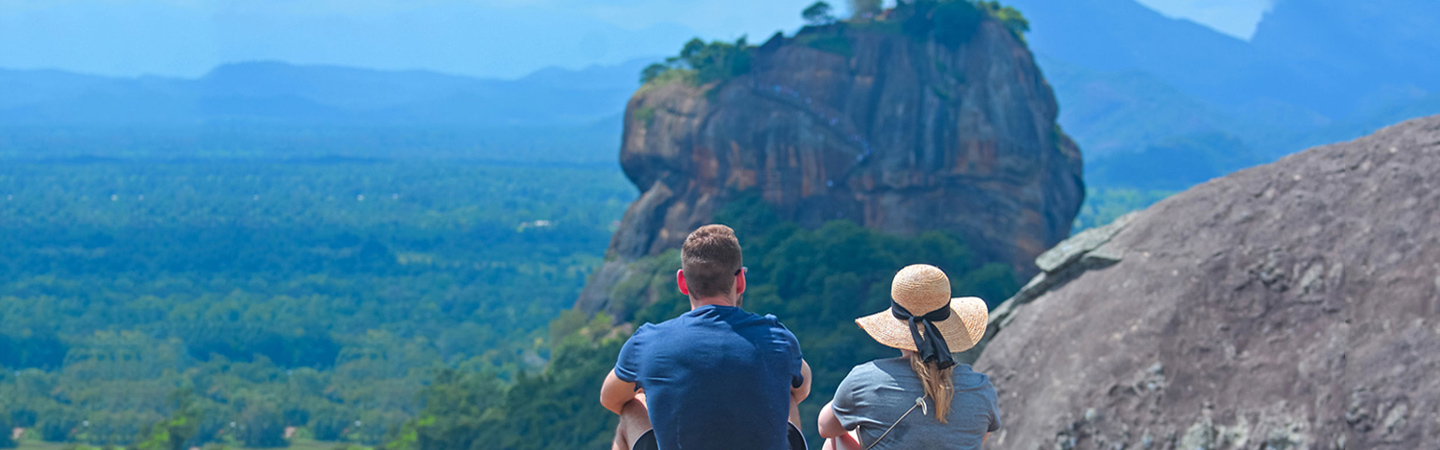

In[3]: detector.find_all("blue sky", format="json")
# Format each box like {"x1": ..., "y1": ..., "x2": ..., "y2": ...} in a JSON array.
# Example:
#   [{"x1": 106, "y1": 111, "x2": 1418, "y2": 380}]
[
  {"x1": 1134, "y1": 0, "x2": 1273, "y2": 38},
  {"x1": 0, "y1": 0, "x2": 1272, "y2": 79}
]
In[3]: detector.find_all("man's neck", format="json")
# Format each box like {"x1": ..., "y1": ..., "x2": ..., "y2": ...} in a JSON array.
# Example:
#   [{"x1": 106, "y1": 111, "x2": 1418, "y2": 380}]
[{"x1": 690, "y1": 296, "x2": 738, "y2": 310}]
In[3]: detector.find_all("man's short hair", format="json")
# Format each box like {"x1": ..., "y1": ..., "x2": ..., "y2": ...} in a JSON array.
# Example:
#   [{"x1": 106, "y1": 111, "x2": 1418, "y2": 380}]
[{"x1": 681, "y1": 224, "x2": 743, "y2": 298}]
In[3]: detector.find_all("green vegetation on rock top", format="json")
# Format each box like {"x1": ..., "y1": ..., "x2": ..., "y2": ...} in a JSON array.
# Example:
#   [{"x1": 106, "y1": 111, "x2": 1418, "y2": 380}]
[
  {"x1": 636, "y1": 0, "x2": 1030, "y2": 89},
  {"x1": 639, "y1": 37, "x2": 754, "y2": 88}
]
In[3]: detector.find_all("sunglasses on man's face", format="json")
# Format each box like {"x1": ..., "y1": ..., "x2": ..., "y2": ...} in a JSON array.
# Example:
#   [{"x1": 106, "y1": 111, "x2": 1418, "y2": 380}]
[{"x1": 735, "y1": 266, "x2": 746, "y2": 276}]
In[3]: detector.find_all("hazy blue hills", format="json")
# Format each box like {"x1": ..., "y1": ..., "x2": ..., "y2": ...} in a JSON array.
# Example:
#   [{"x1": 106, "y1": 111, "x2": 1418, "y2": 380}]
[
  {"x1": 0, "y1": 59, "x2": 650, "y2": 126},
  {"x1": 1011, "y1": 0, "x2": 1440, "y2": 194},
  {"x1": 0, "y1": 60, "x2": 648, "y2": 162},
  {"x1": 1035, "y1": 57, "x2": 1242, "y2": 157},
  {"x1": 1004, "y1": 0, "x2": 1269, "y2": 107},
  {"x1": 1017, "y1": 0, "x2": 1440, "y2": 118},
  {"x1": 6, "y1": 0, "x2": 1439, "y2": 191},
  {"x1": 1252, "y1": 0, "x2": 1440, "y2": 106}
]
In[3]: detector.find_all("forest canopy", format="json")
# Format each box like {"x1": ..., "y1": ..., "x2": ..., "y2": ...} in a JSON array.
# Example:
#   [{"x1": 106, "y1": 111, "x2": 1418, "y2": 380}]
[
  {"x1": 390, "y1": 194, "x2": 1020, "y2": 449},
  {"x1": 0, "y1": 160, "x2": 634, "y2": 448}
]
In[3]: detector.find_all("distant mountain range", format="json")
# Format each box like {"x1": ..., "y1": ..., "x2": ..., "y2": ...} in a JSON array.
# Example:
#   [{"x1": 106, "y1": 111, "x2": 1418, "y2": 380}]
[
  {"x1": 0, "y1": 59, "x2": 653, "y2": 163},
  {"x1": 0, "y1": 58, "x2": 650, "y2": 126},
  {"x1": 1009, "y1": 0, "x2": 1440, "y2": 190},
  {"x1": 3, "y1": 0, "x2": 1437, "y2": 189},
  {"x1": 1015, "y1": 0, "x2": 1440, "y2": 118}
]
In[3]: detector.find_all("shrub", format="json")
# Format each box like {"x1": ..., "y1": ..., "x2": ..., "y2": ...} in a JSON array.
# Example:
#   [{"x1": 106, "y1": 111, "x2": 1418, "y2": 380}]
[
  {"x1": 796, "y1": 33, "x2": 853, "y2": 56},
  {"x1": 932, "y1": 0, "x2": 985, "y2": 47},
  {"x1": 0, "y1": 407, "x2": 15, "y2": 449},
  {"x1": 638, "y1": 63, "x2": 668, "y2": 84},
  {"x1": 235, "y1": 403, "x2": 287, "y2": 448},
  {"x1": 897, "y1": 0, "x2": 1031, "y2": 46},
  {"x1": 977, "y1": 1, "x2": 1029, "y2": 38},
  {"x1": 10, "y1": 408, "x2": 38, "y2": 428},
  {"x1": 133, "y1": 394, "x2": 200, "y2": 450},
  {"x1": 632, "y1": 106, "x2": 656, "y2": 126},
  {"x1": 37, "y1": 407, "x2": 82, "y2": 442},
  {"x1": 609, "y1": 250, "x2": 684, "y2": 324},
  {"x1": 956, "y1": 262, "x2": 1020, "y2": 308},
  {"x1": 307, "y1": 406, "x2": 350, "y2": 442},
  {"x1": 0, "y1": 332, "x2": 69, "y2": 371},
  {"x1": 848, "y1": 0, "x2": 882, "y2": 19},
  {"x1": 803, "y1": 1, "x2": 837, "y2": 25},
  {"x1": 638, "y1": 37, "x2": 753, "y2": 87}
]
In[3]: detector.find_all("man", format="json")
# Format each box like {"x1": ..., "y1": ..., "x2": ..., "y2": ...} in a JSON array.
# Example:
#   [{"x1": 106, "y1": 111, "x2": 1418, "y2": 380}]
[{"x1": 600, "y1": 224, "x2": 812, "y2": 450}]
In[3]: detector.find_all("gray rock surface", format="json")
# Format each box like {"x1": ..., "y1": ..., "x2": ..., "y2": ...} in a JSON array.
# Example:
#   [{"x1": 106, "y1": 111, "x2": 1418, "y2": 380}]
[
  {"x1": 957, "y1": 211, "x2": 1137, "y2": 365},
  {"x1": 577, "y1": 19, "x2": 1085, "y2": 316},
  {"x1": 975, "y1": 116, "x2": 1440, "y2": 449}
]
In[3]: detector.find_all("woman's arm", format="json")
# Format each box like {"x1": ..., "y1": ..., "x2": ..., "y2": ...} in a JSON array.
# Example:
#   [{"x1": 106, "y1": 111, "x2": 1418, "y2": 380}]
[
  {"x1": 817, "y1": 400, "x2": 849, "y2": 438},
  {"x1": 818, "y1": 401, "x2": 862, "y2": 450}
]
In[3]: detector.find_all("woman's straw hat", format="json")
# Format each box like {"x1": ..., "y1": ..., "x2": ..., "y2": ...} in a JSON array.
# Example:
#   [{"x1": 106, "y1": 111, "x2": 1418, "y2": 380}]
[{"x1": 856, "y1": 264, "x2": 989, "y2": 353}]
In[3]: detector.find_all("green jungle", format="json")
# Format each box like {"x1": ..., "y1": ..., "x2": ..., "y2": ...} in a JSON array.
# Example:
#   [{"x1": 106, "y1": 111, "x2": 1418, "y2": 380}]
[
  {"x1": 0, "y1": 157, "x2": 1066, "y2": 450},
  {"x1": 0, "y1": 161, "x2": 633, "y2": 449},
  {"x1": 0, "y1": 1, "x2": 1165, "y2": 450}
]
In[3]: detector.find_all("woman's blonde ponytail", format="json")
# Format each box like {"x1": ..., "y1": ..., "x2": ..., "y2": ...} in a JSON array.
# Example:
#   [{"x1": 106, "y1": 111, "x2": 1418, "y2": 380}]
[
  {"x1": 904, "y1": 354, "x2": 950, "y2": 421},
  {"x1": 908, "y1": 356, "x2": 954, "y2": 423}
]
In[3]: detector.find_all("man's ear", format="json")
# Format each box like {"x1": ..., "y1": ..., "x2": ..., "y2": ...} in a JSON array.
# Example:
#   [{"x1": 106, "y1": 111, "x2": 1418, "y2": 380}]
[
  {"x1": 734, "y1": 267, "x2": 746, "y2": 296},
  {"x1": 676, "y1": 269, "x2": 690, "y2": 296}
]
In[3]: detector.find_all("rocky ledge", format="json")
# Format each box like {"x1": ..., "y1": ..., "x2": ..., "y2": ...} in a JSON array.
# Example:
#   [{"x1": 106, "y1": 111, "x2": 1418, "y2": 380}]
[{"x1": 973, "y1": 116, "x2": 1440, "y2": 449}]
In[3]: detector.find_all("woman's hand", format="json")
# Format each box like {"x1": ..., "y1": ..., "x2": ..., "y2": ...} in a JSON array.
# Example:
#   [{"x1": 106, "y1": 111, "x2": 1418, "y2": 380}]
[{"x1": 821, "y1": 433, "x2": 862, "y2": 450}]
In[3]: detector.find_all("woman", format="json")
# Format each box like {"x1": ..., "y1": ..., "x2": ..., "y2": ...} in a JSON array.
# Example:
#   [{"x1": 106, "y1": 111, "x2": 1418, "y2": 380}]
[{"x1": 818, "y1": 264, "x2": 1000, "y2": 450}]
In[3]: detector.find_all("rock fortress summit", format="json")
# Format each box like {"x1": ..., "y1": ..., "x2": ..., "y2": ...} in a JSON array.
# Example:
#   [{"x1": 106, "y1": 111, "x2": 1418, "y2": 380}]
[{"x1": 578, "y1": 8, "x2": 1085, "y2": 317}]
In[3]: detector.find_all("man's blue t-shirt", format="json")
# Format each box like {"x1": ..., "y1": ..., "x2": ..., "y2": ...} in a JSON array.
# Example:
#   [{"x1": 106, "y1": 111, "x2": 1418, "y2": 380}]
[{"x1": 614, "y1": 305, "x2": 804, "y2": 450}]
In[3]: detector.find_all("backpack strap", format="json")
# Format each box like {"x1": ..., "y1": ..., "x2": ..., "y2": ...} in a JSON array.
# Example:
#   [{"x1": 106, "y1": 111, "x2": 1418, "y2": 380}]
[{"x1": 864, "y1": 396, "x2": 927, "y2": 450}]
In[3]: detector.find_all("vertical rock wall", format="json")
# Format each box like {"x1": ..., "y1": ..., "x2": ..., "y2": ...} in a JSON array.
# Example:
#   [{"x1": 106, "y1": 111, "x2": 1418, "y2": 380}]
[{"x1": 579, "y1": 19, "x2": 1084, "y2": 316}]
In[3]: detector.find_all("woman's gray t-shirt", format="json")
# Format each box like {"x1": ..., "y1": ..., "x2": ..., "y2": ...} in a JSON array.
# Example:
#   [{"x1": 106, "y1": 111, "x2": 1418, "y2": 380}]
[{"x1": 831, "y1": 358, "x2": 1000, "y2": 450}]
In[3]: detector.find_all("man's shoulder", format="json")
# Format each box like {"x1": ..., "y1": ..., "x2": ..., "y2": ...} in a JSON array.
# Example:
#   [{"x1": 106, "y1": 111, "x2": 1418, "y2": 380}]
[
  {"x1": 729, "y1": 310, "x2": 794, "y2": 333},
  {"x1": 626, "y1": 319, "x2": 679, "y2": 343},
  {"x1": 717, "y1": 306, "x2": 776, "y2": 324},
  {"x1": 623, "y1": 321, "x2": 674, "y2": 345},
  {"x1": 748, "y1": 312, "x2": 801, "y2": 345},
  {"x1": 630, "y1": 310, "x2": 714, "y2": 335},
  {"x1": 630, "y1": 321, "x2": 659, "y2": 336},
  {"x1": 640, "y1": 308, "x2": 795, "y2": 339},
  {"x1": 755, "y1": 312, "x2": 788, "y2": 329}
]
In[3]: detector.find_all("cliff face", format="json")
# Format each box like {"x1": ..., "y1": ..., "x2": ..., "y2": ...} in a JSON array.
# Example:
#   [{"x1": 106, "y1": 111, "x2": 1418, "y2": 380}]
[
  {"x1": 974, "y1": 116, "x2": 1440, "y2": 449},
  {"x1": 579, "y1": 19, "x2": 1085, "y2": 315}
]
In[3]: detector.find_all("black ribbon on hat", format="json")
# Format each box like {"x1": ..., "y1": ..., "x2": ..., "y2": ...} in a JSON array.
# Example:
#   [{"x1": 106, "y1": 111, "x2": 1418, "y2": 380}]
[{"x1": 891, "y1": 302, "x2": 956, "y2": 370}]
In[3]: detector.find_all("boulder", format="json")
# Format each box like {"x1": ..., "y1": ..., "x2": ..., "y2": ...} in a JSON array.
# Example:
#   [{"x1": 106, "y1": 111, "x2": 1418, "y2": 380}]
[
  {"x1": 975, "y1": 116, "x2": 1440, "y2": 449},
  {"x1": 578, "y1": 18, "x2": 1085, "y2": 316}
]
